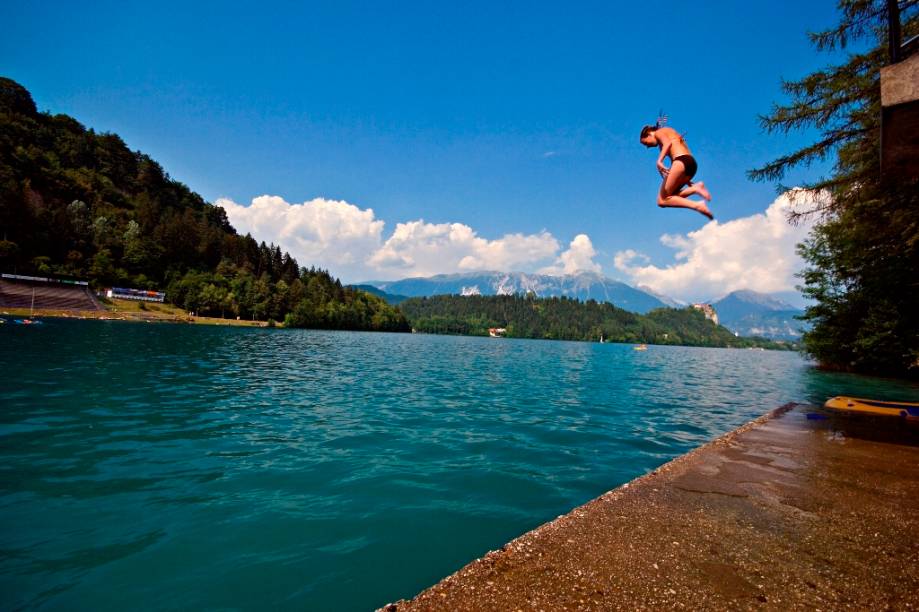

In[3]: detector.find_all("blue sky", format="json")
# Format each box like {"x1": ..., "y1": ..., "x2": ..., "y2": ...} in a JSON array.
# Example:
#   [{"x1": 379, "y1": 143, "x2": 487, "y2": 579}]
[{"x1": 2, "y1": 1, "x2": 850, "y2": 303}]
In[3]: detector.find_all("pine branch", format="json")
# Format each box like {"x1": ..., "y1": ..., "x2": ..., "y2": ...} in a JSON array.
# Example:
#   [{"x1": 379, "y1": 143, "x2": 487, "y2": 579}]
[
  {"x1": 807, "y1": 0, "x2": 918, "y2": 52},
  {"x1": 780, "y1": 168, "x2": 877, "y2": 224},
  {"x1": 807, "y1": 0, "x2": 885, "y2": 51},
  {"x1": 748, "y1": 127, "x2": 868, "y2": 182},
  {"x1": 760, "y1": 49, "x2": 881, "y2": 136}
]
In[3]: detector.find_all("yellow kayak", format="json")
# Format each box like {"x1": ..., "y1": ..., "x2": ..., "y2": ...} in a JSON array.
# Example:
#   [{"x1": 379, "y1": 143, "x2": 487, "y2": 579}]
[{"x1": 824, "y1": 396, "x2": 919, "y2": 420}]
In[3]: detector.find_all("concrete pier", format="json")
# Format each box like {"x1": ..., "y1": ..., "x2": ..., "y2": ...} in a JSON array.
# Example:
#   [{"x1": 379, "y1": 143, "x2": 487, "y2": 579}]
[{"x1": 383, "y1": 404, "x2": 919, "y2": 610}]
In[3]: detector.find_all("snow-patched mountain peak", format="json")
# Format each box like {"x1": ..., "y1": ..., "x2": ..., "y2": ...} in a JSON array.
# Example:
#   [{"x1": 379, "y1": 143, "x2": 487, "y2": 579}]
[{"x1": 366, "y1": 271, "x2": 676, "y2": 314}]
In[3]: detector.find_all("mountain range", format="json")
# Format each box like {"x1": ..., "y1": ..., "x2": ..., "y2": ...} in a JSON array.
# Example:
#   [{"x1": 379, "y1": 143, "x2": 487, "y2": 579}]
[
  {"x1": 363, "y1": 271, "x2": 669, "y2": 314},
  {"x1": 710, "y1": 290, "x2": 806, "y2": 341},
  {"x1": 348, "y1": 284, "x2": 410, "y2": 305},
  {"x1": 360, "y1": 272, "x2": 806, "y2": 340}
]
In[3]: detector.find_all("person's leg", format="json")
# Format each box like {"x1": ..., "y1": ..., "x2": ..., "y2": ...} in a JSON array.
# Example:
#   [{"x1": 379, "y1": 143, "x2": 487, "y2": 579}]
[
  {"x1": 658, "y1": 191, "x2": 713, "y2": 219},
  {"x1": 678, "y1": 181, "x2": 711, "y2": 201},
  {"x1": 661, "y1": 159, "x2": 692, "y2": 197},
  {"x1": 658, "y1": 161, "x2": 713, "y2": 219}
]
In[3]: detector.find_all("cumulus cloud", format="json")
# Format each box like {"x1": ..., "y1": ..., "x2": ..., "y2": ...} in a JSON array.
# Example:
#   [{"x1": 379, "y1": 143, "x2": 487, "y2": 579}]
[
  {"x1": 613, "y1": 191, "x2": 819, "y2": 302},
  {"x1": 540, "y1": 233, "x2": 602, "y2": 275},
  {"x1": 217, "y1": 195, "x2": 385, "y2": 280},
  {"x1": 217, "y1": 195, "x2": 570, "y2": 281},
  {"x1": 368, "y1": 220, "x2": 559, "y2": 277}
]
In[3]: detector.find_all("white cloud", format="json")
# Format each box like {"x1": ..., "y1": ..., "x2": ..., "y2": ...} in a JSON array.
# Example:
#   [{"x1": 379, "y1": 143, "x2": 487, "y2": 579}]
[
  {"x1": 217, "y1": 195, "x2": 385, "y2": 280},
  {"x1": 217, "y1": 191, "x2": 815, "y2": 298},
  {"x1": 540, "y1": 233, "x2": 602, "y2": 275},
  {"x1": 217, "y1": 195, "x2": 565, "y2": 281},
  {"x1": 368, "y1": 220, "x2": 559, "y2": 278},
  {"x1": 613, "y1": 191, "x2": 820, "y2": 302}
]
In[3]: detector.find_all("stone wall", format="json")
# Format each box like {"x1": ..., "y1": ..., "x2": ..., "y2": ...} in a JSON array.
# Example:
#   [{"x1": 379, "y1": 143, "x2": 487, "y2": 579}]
[{"x1": 880, "y1": 52, "x2": 919, "y2": 180}]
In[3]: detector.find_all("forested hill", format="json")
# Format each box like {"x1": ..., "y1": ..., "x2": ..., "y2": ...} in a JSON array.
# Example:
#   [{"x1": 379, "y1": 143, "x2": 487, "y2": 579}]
[
  {"x1": 400, "y1": 294, "x2": 793, "y2": 349},
  {"x1": 0, "y1": 77, "x2": 408, "y2": 331}
]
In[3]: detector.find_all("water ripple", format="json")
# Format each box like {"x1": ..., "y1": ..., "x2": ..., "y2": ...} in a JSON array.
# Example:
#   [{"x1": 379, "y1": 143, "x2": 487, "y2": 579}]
[{"x1": 1, "y1": 321, "x2": 918, "y2": 610}]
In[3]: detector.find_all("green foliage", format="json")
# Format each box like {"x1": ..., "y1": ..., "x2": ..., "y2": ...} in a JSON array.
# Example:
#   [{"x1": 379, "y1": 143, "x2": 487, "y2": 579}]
[
  {"x1": 750, "y1": 1, "x2": 919, "y2": 377},
  {"x1": 1, "y1": 76, "x2": 237, "y2": 283},
  {"x1": 0, "y1": 78, "x2": 38, "y2": 116},
  {"x1": 796, "y1": 186, "x2": 919, "y2": 374},
  {"x1": 0, "y1": 77, "x2": 409, "y2": 333},
  {"x1": 399, "y1": 295, "x2": 790, "y2": 349},
  {"x1": 283, "y1": 269, "x2": 409, "y2": 331}
]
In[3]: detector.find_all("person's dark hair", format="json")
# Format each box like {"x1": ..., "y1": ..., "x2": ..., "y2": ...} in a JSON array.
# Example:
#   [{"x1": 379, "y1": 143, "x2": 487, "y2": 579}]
[{"x1": 640, "y1": 125, "x2": 655, "y2": 140}]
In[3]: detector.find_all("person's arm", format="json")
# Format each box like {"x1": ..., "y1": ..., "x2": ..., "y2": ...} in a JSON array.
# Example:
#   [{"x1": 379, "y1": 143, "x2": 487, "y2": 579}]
[{"x1": 656, "y1": 139, "x2": 672, "y2": 177}]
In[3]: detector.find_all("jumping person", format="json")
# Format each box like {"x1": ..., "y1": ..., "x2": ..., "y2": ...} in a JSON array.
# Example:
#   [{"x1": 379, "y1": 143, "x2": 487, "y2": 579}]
[{"x1": 640, "y1": 119, "x2": 713, "y2": 220}]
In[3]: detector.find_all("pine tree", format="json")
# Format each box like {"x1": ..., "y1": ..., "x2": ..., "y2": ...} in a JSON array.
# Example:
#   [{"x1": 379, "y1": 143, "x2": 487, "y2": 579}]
[{"x1": 750, "y1": 0, "x2": 919, "y2": 376}]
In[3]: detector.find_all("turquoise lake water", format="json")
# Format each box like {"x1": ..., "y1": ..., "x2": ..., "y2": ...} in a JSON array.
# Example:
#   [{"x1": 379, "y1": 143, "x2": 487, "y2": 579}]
[{"x1": 2, "y1": 320, "x2": 918, "y2": 610}]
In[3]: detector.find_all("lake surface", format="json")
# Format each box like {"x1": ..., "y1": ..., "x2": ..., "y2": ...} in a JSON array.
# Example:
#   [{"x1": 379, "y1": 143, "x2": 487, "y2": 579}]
[{"x1": 2, "y1": 320, "x2": 918, "y2": 610}]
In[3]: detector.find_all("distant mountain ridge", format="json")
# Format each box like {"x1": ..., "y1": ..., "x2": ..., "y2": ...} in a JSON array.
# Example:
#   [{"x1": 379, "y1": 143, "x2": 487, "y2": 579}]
[
  {"x1": 713, "y1": 289, "x2": 797, "y2": 313},
  {"x1": 361, "y1": 273, "x2": 806, "y2": 339},
  {"x1": 710, "y1": 290, "x2": 806, "y2": 340},
  {"x1": 364, "y1": 271, "x2": 670, "y2": 314},
  {"x1": 399, "y1": 293, "x2": 789, "y2": 349},
  {"x1": 638, "y1": 285, "x2": 685, "y2": 308},
  {"x1": 347, "y1": 284, "x2": 410, "y2": 305}
]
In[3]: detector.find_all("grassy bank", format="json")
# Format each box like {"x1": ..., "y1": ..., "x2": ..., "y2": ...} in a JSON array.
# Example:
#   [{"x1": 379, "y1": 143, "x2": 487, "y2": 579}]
[{"x1": 1, "y1": 299, "x2": 275, "y2": 327}]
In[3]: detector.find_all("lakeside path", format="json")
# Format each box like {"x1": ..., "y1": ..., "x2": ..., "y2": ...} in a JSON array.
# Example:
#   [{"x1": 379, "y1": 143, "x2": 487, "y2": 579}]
[
  {"x1": 0, "y1": 305, "x2": 271, "y2": 327},
  {"x1": 382, "y1": 404, "x2": 919, "y2": 610}
]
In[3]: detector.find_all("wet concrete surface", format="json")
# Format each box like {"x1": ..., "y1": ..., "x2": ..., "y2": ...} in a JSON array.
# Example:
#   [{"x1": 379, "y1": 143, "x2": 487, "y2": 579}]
[{"x1": 381, "y1": 404, "x2": 919, "y2": 610}]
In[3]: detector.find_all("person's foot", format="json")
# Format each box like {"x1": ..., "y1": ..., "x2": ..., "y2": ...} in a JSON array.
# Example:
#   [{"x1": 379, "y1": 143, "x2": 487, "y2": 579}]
[
  {"x1": 695, "y1": 202, "x2": 714, "y2": 220},
  {"x1": 696, "y1": 181, "x2": 712, "y2": 201}
]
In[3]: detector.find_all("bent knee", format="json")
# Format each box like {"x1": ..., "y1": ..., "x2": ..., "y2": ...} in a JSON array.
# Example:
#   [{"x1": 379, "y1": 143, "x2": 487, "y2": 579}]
[{"x1": 657, "y1": 195, "x2": 668, "y2": 206}]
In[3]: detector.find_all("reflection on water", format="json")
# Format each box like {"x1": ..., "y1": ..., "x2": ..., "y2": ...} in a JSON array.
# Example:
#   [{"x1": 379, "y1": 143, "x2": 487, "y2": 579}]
[{"x1": 1, "y1": 320, "x2": 917, "y2": 610}]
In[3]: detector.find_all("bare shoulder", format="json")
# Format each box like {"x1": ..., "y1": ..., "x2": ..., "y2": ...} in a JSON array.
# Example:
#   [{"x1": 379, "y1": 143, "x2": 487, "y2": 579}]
[{"x1": 657, "y1": 127, "x2": 680, "y2": 141}]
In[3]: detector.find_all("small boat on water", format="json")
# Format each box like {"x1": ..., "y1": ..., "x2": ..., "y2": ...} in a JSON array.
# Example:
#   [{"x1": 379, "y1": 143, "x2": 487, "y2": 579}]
[
  {"x1": 633, "y1": 343, "x2": 648, "y2": 351},
  {"x1": 14, "y1": 319, "x2": 43, "y2": 325},
  {"x1": 824, "y1": 396, "x2": 919, "y2": 420}
]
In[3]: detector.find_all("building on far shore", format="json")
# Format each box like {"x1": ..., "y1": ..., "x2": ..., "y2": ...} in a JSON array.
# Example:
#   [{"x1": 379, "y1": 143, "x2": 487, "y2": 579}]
[
  {"x1": 106, "y1": 287, "x2": 166, "y2": 303},
  {"x1": 488, "y1": 327, "x2": 507, "y2": 338},
  {"x1": 691, "y1": 303, "x2": 719, "y2": 325}
]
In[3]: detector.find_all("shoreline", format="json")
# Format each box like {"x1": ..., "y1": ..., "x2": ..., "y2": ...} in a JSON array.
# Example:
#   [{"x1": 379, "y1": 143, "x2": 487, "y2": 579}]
[
  {"x1": 381, "y1": 403, "x2": 919, "y2": 610},
  {"x1": 1, "y1": 307, "x2": 796, "y2": 351},
  {"x1": 409, "y1": 329, "x2": 796, "y2": 351},
  {"x1": 0, "y1": 306, "x2": 272, "y2": 327}
]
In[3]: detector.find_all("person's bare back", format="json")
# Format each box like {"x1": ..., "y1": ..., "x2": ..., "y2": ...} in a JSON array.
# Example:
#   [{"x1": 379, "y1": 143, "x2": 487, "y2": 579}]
[
  {"x1": 653, "y1": 127, "x2": 691, "y2": 160},
  {"x1": 639, "y1": 123, "x2": 713, "y2": 220}
]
